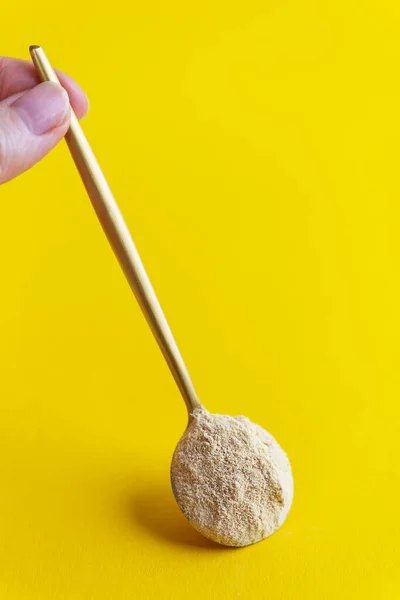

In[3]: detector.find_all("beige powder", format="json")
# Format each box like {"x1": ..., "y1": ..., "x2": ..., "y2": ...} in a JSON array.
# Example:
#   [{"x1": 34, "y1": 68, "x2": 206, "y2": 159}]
[{"x1": 171, "y1": 408, "x2": 293, "y2": 547}]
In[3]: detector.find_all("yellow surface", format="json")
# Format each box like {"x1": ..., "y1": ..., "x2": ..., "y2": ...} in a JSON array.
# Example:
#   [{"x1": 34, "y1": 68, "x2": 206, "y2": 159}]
[{"x1": 1, "y1": 1, "x2": 400, "y2": 598}]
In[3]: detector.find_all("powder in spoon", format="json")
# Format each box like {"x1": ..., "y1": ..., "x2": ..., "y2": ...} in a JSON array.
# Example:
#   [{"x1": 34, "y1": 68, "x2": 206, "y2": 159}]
[{"x1": 171, "y1": 407, "x2": 293, "y2": 547}]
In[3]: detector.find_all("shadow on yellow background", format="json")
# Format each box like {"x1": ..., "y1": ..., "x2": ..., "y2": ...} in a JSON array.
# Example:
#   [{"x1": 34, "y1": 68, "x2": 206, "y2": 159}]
[
  {"x1": 127, "y1": 483, "x2": 220, "y2": 549},
  {"x1": 1, "y1": 0, "x2": 400, "y2": 598}
]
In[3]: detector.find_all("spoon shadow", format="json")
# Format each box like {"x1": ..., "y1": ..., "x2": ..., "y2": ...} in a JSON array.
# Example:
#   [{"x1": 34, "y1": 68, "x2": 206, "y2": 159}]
[{"x1": 125, "y1": 482, "x2": 227, "y2": 550}]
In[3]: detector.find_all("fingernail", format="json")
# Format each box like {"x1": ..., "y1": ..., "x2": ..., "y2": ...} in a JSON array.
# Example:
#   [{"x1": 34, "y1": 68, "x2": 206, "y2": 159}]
[{"x1": 12, "y1": 81, "x2": 70, "y2": 136}]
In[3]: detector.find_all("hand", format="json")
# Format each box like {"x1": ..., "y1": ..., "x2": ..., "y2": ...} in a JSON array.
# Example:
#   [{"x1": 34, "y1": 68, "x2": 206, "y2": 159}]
[{"x1": 0, "y1": 56, "x2": 88, "y2": 185}]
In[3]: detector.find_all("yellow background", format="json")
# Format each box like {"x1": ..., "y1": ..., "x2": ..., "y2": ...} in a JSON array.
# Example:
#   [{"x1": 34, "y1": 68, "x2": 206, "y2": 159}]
[{"x1": 1, "y1": 1, "x2": 400, "y2": 598}]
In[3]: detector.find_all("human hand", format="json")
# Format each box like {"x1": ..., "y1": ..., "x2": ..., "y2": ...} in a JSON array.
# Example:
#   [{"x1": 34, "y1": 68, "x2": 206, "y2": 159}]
[{"x1": 0, "y1": 56, "x2": 88, "y2": 185}]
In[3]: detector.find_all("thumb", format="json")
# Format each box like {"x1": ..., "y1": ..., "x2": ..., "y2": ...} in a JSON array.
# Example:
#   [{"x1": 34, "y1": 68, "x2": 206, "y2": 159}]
[{"x1": 0, "y1": 81, "x2": 70, "y2": 184}]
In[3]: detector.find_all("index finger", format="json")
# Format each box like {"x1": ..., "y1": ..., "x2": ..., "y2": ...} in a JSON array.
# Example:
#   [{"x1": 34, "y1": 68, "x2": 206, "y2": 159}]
[{"x1": 0, "y1": 56, "x2": 89, "y2": 119}]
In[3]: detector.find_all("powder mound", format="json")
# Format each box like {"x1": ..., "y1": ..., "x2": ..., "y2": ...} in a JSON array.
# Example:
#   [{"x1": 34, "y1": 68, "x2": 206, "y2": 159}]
[{"x1": 171, "y1": 408, "x2": 293, "y2": 547}]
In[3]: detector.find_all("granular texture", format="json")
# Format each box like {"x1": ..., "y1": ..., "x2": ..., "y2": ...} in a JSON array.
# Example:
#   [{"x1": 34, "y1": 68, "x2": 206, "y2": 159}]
[{"x1": 171, "y1": 408, "x2": 293, "y2": 547}]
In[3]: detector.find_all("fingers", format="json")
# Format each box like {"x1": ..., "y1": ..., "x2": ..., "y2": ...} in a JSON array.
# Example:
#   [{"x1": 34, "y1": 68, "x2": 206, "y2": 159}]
[
  {"x1": 0, "y1": 82, "x2": 71, "y2": 184},
  {"x1": 57, "y1": 70, "x2": 89, "y2": 120},
  {"x1": 0, "y1": 56, "x2": 89, "y2": 119}
]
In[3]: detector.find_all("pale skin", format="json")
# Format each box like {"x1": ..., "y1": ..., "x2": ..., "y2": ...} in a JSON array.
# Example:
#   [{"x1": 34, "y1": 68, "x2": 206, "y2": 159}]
[{"x1": 0, "y1": 56, "x2": 89, "y2": 184}]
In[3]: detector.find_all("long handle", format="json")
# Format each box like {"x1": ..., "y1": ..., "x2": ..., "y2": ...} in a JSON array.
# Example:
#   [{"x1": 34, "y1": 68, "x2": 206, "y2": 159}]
[{"x1": 30, "y1": 45, "x2": 201, "y2": 415}]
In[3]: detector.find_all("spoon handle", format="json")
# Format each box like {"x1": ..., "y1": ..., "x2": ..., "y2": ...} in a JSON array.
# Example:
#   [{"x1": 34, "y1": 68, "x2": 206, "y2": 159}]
[{"x1": 29, "y1": 45, "x2": 201, "y2": 415}]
